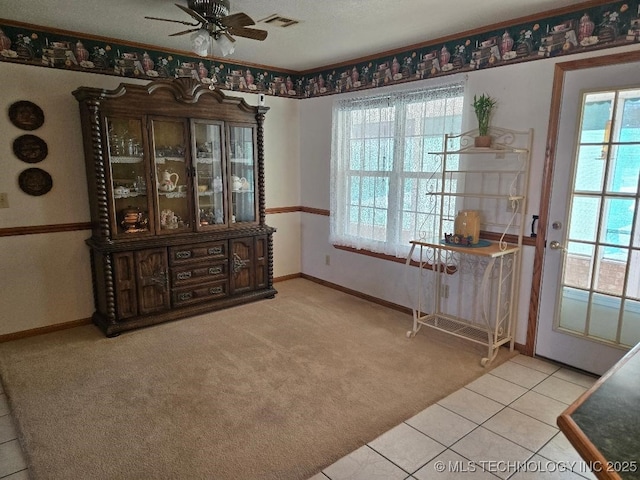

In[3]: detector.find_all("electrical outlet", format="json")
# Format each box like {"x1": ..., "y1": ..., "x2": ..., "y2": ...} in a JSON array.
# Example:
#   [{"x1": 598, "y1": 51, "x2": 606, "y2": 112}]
[
  {"x1": 440, "y1": 284, "x2": 449, "y2": 298},
  {"x1": 325, "y1": 255, "x2": 330, "y2": 266},
  {"x1": 0, "y1": 193, "x2": 8, "y2": 209}
]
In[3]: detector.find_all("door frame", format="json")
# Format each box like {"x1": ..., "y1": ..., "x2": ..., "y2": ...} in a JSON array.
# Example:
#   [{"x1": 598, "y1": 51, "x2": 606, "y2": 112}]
[{"x1": 524, "y1": 49, "x2": 640, "y2": 357}]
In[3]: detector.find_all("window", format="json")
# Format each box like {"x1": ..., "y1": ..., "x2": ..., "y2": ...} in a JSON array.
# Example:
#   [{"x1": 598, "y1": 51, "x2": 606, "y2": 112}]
[{"x1": 330, "y1": 81, "x2": 465, "y2": 258}]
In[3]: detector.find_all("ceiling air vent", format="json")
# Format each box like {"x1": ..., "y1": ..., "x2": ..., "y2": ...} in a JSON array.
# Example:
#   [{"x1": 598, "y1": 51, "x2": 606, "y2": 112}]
[{"x1": 259, "y1": 14, "x2": 300, "y2": 28}]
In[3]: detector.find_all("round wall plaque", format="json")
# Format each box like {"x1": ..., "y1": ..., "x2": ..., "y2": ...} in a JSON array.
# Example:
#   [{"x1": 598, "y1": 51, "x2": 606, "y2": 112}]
[
  {"x1": 18, "y1": 168, "x2": 53, "y2": 196},
  {"x1": 13, "y1": 134, "x2": 48, "y2": 163},
  {"x1": 8, "y1": 100, "x2": 45, "y2": 131}
]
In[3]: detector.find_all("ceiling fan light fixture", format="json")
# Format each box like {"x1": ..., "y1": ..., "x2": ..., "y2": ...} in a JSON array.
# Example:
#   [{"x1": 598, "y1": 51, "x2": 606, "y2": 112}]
[
  {"x1": 146, "y1": 1, "x2": 265, "y2": 58},
  {"x1": 191, "y1": 28, "x2": 211, "y2": 56},
  {"x1": 215, "y1": 33, "x2": 235, "y2": 57}
]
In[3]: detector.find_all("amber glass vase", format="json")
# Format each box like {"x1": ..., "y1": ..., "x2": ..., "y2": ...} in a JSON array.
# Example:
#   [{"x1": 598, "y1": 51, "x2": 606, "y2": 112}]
[{"x1": 454, "y1": 210, "x2": 480, "y2": 244}]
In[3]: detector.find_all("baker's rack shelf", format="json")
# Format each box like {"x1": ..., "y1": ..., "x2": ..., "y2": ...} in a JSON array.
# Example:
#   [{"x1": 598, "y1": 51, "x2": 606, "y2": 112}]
[{"x1": 406, "y1": 127, "x2": 532, "y2": 366}]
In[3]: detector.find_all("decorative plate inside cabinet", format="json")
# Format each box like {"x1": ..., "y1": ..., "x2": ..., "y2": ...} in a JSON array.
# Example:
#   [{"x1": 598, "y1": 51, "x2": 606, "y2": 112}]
[
  {"x1": 13, "y1": 134, "x2": 48, "y2": 163},
  {"x1": 8, "y1": 100, "x2": 45, "y2": 130},
  {"x1": 18, "y1": 167, "x2": 53, "y2": 196}
]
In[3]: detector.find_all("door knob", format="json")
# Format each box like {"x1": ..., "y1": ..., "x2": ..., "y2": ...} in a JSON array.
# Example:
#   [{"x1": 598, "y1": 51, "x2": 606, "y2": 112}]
[{"x1": 549, "y1": 241, "x2": 564, "y2": 250}]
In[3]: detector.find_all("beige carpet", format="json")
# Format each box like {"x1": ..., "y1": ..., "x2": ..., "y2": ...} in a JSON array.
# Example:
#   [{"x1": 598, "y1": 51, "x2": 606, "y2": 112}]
[{"x1": 0, "y1": 278, "x2": 514, "y2": 480}]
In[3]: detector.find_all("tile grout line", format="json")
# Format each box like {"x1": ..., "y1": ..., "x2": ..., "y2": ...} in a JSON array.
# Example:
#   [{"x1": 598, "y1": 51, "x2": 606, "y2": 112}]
[
  {"x1": 443, "y1": 361, "x2": 591, "y2": 478},
  {"x1": 316, "y1": 357, "x2": 599, "y2": 480},
  {"x1": 534, "y1": 442, "x2": 595, "y2": 480},
  {"x1": 367, "y1": 427, "x2": 450, "y2": 476},
  {"x1": 362, "y1": 444, "x2": 416, "y2": 477},
  {"x1": 462, "y1": 369, "x2": 573, "y2": 429},
  {"x1": 0, "y1": 468, "x2": 29, "y2": 480},
  {"x1": 455, "y1": 369, "x2": 566, "y2": 455},
  {"x1": 0, "y1": 390, "x2": 29, "y2": 479},
  {"x1": 403, "y1": 361, "x2": 574, "y2": 478},
  {"x1": 343, "y1": 359, "x2": 552, "y2": 479},
  {"x1": 510, "y1": 357, "x2": 599, "y2": 388}
]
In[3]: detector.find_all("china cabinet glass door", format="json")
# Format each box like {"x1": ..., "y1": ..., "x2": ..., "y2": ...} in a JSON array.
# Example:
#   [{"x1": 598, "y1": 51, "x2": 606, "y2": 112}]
[
  {"x1": 193, "y1": 120, "x2": 226, "y2": 229},
  {"x1": 150, "y1": 118, "x2": 191, "y2": 233},
  {"x1": 106, "y1": 116, "x2": 152, "y2": 236},
  {"x1": 228, "y1": 125, "x2": 256, "y2": 224}
]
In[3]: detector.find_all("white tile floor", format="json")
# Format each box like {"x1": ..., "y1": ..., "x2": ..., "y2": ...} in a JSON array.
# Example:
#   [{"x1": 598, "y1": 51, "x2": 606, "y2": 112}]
[
  {"x1": 0, "y1": 380, "x2": 29, "y2": 479},
  {"x1": 0, "y1": 355, "x2": 598, "y2": 480},
  {"x1": 309, "y1": 354, "x2": 600, "y2": 480}
]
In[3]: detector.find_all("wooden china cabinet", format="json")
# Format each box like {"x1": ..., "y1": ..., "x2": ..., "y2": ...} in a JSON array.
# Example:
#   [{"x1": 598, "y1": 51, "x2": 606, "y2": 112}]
[{"x1": 73, "y1": 78, "x2": 276, "y2": 336}]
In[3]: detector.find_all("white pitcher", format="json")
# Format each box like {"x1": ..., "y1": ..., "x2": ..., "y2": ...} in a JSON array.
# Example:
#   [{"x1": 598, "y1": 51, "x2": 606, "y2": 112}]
[{"x1": 159, "y1": 170, "x2": 179, "y2": 192}]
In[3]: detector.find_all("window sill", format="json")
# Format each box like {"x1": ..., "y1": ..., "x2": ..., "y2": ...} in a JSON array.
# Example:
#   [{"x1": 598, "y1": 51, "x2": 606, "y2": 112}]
[
  {"x1": 332, "y1": 244, "x2": 456, "y2": 273},
  {"x1": 333, "y1": 231, "x2": 535, "y2": 272}
]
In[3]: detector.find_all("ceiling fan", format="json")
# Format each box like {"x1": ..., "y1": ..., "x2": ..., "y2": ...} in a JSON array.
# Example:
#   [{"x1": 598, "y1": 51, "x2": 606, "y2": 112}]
[{"x1": 145, "y1": 0, "x2": 268, "y2": 57}]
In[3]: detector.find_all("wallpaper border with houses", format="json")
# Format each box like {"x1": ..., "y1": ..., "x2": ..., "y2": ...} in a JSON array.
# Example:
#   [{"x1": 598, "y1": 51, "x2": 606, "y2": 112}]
[{"x1": 1, "y1": 1, "x2": 639, "y2": 99}]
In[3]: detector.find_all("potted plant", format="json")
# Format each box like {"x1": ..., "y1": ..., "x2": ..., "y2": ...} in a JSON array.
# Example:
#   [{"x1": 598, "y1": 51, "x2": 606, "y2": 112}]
[{"x1": 473, "y1": 94, "x2": 497, "y2": 147}]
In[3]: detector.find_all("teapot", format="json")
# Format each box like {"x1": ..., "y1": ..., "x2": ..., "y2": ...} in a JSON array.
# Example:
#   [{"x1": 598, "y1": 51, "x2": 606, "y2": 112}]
[
  {"x1": 231, "y1": 175, "x2": 247, "y2": 192},
  {"x1": 158, "y1": 170, "x2": 179, "y2": 192}
]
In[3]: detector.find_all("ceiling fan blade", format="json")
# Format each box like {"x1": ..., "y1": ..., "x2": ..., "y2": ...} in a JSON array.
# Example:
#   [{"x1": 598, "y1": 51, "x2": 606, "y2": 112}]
[
  {"x1": 169, "y1": 27, "x2": 203, "y2": 37},
  {"x1": 223, "y1": 32, "x2": 236, "y2": 43},
  {"x1": 175, "y1": 3, "x2": 208, "y2": 24},
  {"x1": 221, "y1": 12, "x2": 255, "y2": 28},
  {"x1": 145, "y1": 15, "x2": 200, "y2": 27},
  {"x1": 227, "y1": 26, "x2": 268, "y2": 41}
]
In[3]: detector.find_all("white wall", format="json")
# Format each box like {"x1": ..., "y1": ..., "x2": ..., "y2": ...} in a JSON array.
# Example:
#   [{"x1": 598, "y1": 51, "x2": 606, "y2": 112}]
[
  {"x1": 0, "y1": 62, "x2": 300, "y2": 335},
  {"x1": 298, "y1": 44, "x2": 640, "y2": 346},
  {"x1": 260, "y1": 89, "x2": 302, "y2": 279}
]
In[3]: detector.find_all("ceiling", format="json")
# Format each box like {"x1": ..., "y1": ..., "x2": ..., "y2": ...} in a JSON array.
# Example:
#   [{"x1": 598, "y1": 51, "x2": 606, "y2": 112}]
[{"x1": 3, "y1": 0, "x2": 594, "y2": 72}]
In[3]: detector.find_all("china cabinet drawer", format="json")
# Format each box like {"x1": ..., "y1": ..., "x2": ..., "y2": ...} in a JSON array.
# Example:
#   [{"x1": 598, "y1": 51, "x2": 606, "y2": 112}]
[
  {"x1": 171, "y1": 261, "x2": 228, "y2": 287},
  {"x1": 171, "y1": 280, "x2": 228, "y2": 306},
  {"x1": 169, "y1": 241, "x2": 227, "y2": 265}
]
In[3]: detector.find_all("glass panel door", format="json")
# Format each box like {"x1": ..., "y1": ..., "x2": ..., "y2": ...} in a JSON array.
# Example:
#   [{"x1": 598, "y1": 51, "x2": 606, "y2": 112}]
[
  {"x1": 106, "y1": 116, "x2": 151, "y2": 236},
  {"x1": 193, "y1": 121, "x2": 226, "y2": 228},
  {"x1": 228, "y1": 125, "x2": 256, "y2": 224},
  {"x1": 558, "y1": 88, "x2": 640, "y2": 347},
  {"x1": 150, "y1": 118, "x2": 191, "y2": 233}
]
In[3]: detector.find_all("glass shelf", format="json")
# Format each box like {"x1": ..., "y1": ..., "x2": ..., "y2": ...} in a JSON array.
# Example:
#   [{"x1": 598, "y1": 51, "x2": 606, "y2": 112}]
[
  {"x1": 154, "y1": 156, "x2": 186, "y2": 164},
  {"x1": 111, "y1": 156, "x2": 144, "y2": 164},
  {"x1": 114, "y1": 191, "x2": 146, "y2": 199}
]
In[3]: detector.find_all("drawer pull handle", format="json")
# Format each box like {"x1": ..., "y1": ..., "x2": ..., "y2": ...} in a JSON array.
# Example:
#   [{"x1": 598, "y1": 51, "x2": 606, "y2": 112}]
[
  {"x1": 208, "y1": 246, "x2": 223, "y2": 255},
  {"x1": 176, "y1": 251, "x2": 192, "y2": 259},
  {"x1": 178, "y1": 292, "x2": 193, "y2": 301},
  {"x1": 209, "y1": 286, "x2": 223, "y2": 295},
  {"x1": 209, "y1": 266, "x2": 223, "y2": 275},
  {"x1": 177, "y1": 272, "x2": 192, "y2": 280}
]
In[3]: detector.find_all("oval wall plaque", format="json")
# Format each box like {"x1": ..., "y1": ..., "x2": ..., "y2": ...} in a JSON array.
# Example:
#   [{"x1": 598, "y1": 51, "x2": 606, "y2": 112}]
[
  {"x1": 8, "y1": 100, "x2": 45, "y2": 131},
  {"x1": 18, "y1": 168, "x2": 53, "y2": 196},
  {"x1": 13, "y1": 134, "x2": 48, "y2": 163}
]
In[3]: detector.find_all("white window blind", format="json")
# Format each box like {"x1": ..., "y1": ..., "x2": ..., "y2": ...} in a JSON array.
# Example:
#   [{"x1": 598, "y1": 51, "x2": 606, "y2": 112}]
[{"x1": 330, "y1": 81, "x2": 465, "y2": 258}]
